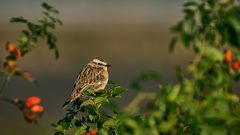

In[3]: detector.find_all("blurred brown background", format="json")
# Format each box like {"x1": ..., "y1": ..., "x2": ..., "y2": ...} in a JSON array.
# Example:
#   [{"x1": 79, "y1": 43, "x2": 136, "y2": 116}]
[{"x1": 0, "y1": 0, "x2": 193, "y2": 135}]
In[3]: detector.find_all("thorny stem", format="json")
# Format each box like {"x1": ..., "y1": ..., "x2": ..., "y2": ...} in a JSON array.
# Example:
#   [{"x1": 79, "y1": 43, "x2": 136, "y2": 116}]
[
  {"x1": 0, "y1": 97, "x2": 14, "y2": 103},
  {"x1": 0, "y1": 77, "x2": 10, "y2": 96},
  {"x1": 124, "y1": 92, "x2": 156, "y2": 113},
  {"x1": 0, "y1": 96, "x2": 22, "y2": 110}
]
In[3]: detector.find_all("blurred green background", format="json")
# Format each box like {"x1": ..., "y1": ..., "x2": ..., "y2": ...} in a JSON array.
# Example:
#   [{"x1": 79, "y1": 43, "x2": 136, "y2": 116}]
[{"x1": 0, "y1": 0, "x2": 193, "y2": 135}]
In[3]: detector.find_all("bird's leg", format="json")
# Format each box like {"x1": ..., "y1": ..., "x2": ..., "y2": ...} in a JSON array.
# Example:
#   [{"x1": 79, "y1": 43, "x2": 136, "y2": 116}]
[{"x1": 73, "y1": 98, "x2": 82, "y2": 109}]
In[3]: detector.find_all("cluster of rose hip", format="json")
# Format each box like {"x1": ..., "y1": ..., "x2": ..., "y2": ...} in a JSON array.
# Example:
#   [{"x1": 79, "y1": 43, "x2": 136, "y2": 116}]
[
  {"x1": 4, "y1": 42, "x2": 22, "y2": 74},
  {"x1": 16, "y1": 96, "x2": 45, "y2": 123},
  {"x1": 224, "y1": 49, "x2": 240, "y2": 72},
  {"x1": 1, "y1": 42, "x2": 43, "y2": 123},
  {"x1": 3, "y1": 42, "x2": 34, "y2": 81}
]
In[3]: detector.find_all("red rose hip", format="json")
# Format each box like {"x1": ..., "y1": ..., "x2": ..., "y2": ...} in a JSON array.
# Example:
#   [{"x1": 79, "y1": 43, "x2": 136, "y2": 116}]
[
  {"x1": 232, "y1": 61, "x2": 240, "y2": 71},
  {"x1": 30, "y1": 105, "x2": 44, "y2": 113},
  {"x1": 25, "y1": 96, "x2": 42, "y2": 108}
]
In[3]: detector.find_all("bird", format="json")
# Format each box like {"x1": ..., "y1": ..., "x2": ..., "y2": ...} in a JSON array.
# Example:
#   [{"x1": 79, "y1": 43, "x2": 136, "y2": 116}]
[{"x1": 63, "y1": 57, "x2": 111, "y2": 109}]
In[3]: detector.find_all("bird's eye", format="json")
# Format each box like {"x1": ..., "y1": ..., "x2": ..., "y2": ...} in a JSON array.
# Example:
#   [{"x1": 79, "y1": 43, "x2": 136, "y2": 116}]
[{"x1": 98, "y1": 63, "x2": 102, "y2": 65}]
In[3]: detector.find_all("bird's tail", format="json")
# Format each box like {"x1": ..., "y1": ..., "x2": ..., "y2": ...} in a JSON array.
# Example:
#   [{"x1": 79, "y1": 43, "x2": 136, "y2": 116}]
[{"x1": 62, "y1": 100, "x2": 71, "y2": 109}]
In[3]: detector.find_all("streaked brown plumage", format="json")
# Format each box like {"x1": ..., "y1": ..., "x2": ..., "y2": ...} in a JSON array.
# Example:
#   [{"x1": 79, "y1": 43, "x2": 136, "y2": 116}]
[{"x1": 63, "y1": 57, "x2": 110, "y2": 108}]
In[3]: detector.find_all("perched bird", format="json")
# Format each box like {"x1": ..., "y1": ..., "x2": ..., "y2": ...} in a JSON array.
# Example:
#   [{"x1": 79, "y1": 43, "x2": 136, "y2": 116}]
[{"x1": 63, "y1": 57, "x2": 111, "y2": 108}]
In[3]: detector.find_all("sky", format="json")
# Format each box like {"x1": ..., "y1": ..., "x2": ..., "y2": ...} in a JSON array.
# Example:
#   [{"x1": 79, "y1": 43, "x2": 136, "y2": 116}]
[{"x1": 0, "y1": 0, "x2": 183, "y2": 24}]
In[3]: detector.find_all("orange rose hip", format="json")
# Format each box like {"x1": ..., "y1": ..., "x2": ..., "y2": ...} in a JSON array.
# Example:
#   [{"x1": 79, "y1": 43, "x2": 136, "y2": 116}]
[
  {"x1": 6, "y1": 42, "x2": 16, "y2": 53},
  {"x1": 85, "y1": 130, "x2": 97, "y2": 135},
  {"x1": 224, "y1": 50, "x2": 233, "y2": 63}
]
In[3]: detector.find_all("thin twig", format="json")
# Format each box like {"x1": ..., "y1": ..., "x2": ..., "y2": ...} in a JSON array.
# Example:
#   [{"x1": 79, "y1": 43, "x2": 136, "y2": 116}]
[
  {"x1": 124, "y1": 91, "x2": 156, "y2": 113},
  {"x1": 0, "y1": 77, "x2": 10, "y2": 96},
  {"x1": 0, "y1": 96, "x2": 13, "y2": 103},
  {"x1": 0, "y1": 96, "x2": 23, "y2": 109}
]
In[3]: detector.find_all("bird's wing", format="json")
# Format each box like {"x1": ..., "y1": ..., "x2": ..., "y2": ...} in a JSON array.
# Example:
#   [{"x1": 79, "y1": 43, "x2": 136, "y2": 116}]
[{"x1": 69, "y1": 65, "x2": 104, "y2": 102}]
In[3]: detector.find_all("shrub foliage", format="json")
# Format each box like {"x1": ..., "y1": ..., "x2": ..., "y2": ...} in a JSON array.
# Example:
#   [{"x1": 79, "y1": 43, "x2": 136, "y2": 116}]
[
  {"x1": 54, "y1": 0, "x2": 240, "y2": 135},
  {"x1": 0, "y1": 2, "x2": 61, "y2": 123}
]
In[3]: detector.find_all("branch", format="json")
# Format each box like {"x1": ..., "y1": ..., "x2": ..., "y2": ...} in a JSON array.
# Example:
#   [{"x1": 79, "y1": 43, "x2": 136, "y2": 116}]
[
  {"x1": 124, "y1": 91, "x2": 156, "y2": 113},
  {"x1": 0, "y1": 77, "x2": 10, "y2": 96},
  {"x1": 0, "y1": 96, "x2": 24, "y2": 110},
  {"x1": 0, "y1": 96, "x2": 15, "y2": 104}
]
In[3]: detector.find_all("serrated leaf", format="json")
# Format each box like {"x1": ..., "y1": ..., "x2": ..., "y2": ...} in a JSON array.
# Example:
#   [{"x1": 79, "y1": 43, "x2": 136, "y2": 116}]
[
  {"x1": 84, "y1": 89, "x2": 96, "y2": 96},
  {"x1": 109, "y1": 86, "x2": 127, "y2": 98},
  {"x1": 10, "y1": 16, "x2": 28, "y2": 23},
  {"x1": 103, "y1": 118, "x2": 117, "y2": 128},
  {"x1": 47, "y1": 33, "x2": 57, "y2": 49},
  {"x1": 56, "y1": 19, "x2": 63, "y2": 25},
  {"x1": 80, "y1": 100, "x2": 94, "y2": 107},
  {"x1": 74, "y1": 126, "x2": 87, "y2": 135},
  {"x1": 88, "y1": 115, "x2": 94, "y2": 122},
  {"x1": 168, "y1": 85, "x2": 180, "y2": 102},
  {"x1": 203, "y1": 47, "x2": 223, "y2": 61},
  {"x1": 47, "y1": 33, "x2": 59, "y2": 59},
  {"x1": 54, "y1": 48, "x2": 59, "y2": 59},
  {"x1": 95, "y1": 97, "x2": 109, "y2": 104},
  {"x1": 169, "y1": 37, "x2": 178, "y2": 52},
  {"x1": 108, "y1": 79, "x2": 116, "y2": 85},
  {"x1": 42, "y1": 2, "x2": 59, "y2": 14},
  {"x1": 183, "y1": 1, "x2": 197, "y2": 7},
  {"x1": 54, "y1": 124, "x2": 64, "y2": 133},
  {"x1": 18, "y1": 35, "x2": 28, "y2": 43}
]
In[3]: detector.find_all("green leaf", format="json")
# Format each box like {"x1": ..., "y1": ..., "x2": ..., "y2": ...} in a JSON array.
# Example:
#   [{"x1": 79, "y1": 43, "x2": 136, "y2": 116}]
[
  {"x1": 169, "y1": 36, "x2": 178, "y2": 52},
  {"x1": 84, "y1": 89, "x2": 96, "y2": 96},
  {"x1": 42, "y1": 2, "x2": 59, "y2": 14},
  {"x1": 27, "y1": 23, "x2": 36, "y2": 33},
  {"x1": 108, "y1": 79, "x2": 116, "y2": 85},
  {"x1": 18, "y1": 35, "x2": 28, "y2": 43},
  {"x1": 103, "y1": 118, "x2": 117, "y2": 128},
  {"x1": 183, "y1": 1, "x2": 197, "y2": 7},
  {"x1": 95, "y1": 97, "x2": 109, "y2": 104},
  {"x1": 168, "y1": 85, "x2": 180, "y2": 102},
  {"x1": 56, "y1": 19, "x2": 63, "y2": 25},
  {"x1": 80, "y1": 100, "x2": 94, "y2": 107},
  {"x1": 203, "y1": 47, "x2": 224, "y2": 61},
  {"x1": 11, "y1": 2, "x2": 61, "y2": 59},
  {"x1": 10, "y1": 16, "x2": 28, "y2": 23},
  {"x1": 171, "y1": 22, "x2": 182, "y2": 33},
  {"x1": 74, "y1": 125, "x2": 87, "y2": 135},
  {"x1": 54, "y1": 124, "x2": 64, "y2": 133},
  {"x1": 47, "y1": 33, "x2": 57, "y2": 48},
  {"x1": 180, "y1": 32, "x2": 192, "y2": 48},
  {"x1": 88, "y1": 114, "x2": 94, "y2": 122},
  {"x1": 159, "y1": 114, "x2": 177, "y2": 133},
  {"x1": 54, "y1": 48, "x2": 60, "y2": 59},
  {"x1": 47, "y1": 33, "x2": 59, "y2": 59},
  {"x1": 109, "y1": 86, "x2": 127, "y2": 98}
]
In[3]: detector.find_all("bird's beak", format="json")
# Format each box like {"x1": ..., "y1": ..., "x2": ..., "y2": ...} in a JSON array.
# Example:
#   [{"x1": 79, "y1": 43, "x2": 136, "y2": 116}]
[{"x1": 106, "y1": 64, "x2": 111, "y2": 67}]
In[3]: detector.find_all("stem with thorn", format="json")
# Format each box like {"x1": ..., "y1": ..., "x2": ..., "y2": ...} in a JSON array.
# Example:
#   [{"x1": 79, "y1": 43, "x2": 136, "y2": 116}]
[
  {"x1": 0, "y1": 77, "x2": 10, "y2": 97},
  {"x1": 124, "y1": 91, "x2": 156, "y2": 113}
]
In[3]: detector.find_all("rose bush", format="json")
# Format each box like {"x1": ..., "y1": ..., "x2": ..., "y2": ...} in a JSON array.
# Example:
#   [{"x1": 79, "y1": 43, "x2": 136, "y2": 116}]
[{"x1": 54, "y1": 0, "x2": 240, "y2": 135}]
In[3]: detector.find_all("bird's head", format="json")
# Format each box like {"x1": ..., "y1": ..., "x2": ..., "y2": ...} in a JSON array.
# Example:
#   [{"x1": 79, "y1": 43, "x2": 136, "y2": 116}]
[{"x1": 90, "y1": 57, "x2": 111, "y2": 68}]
